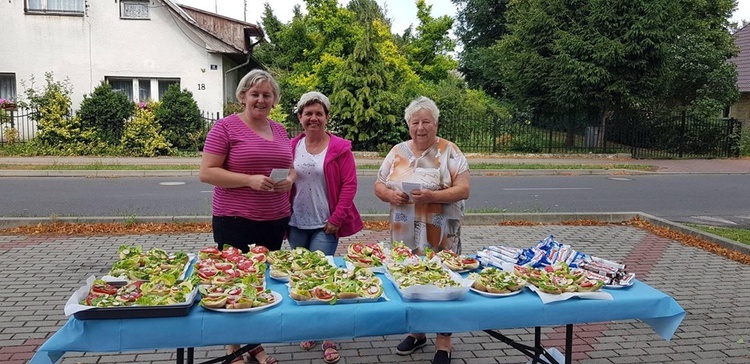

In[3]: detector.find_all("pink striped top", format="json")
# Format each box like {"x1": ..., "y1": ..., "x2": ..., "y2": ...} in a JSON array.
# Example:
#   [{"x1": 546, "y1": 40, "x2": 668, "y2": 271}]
[{"x1": 203, "y1": 114, "x2": 293, "y2": 221}]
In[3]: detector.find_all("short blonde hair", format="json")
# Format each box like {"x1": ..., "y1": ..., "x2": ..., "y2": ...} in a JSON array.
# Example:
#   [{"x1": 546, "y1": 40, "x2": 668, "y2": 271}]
[
  {"x1": 295, "y1": 91, "x2": 331, "y2": 115},
  {"x1": 404, "y1": 96, "x2": 440, "y2": 124},
  {"x1": 235, "y1": 69, "x2": 280, "y2": 106}
]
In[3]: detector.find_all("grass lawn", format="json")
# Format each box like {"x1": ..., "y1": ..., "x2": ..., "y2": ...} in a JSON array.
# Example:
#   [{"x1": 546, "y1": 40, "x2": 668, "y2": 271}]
[{"x1": 685, "y1": 224, "x2": 750, "y2": 245}]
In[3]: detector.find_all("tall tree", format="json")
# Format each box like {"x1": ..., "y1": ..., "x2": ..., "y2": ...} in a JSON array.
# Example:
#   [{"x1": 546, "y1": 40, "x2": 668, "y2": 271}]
[
  {"x1": 399, "y1": 0, "x2": 457, "y2": 82},
  {"x1": 660, "y1": 0, "x2": 739, "y2": 113},
  {"x1": 497, "y1": 0, "x2": 673, "y2": 115},
  {"x1": 451, "y1": 0, "x2": 510, "y2": 96},
  {"x1": 330, "y1": 0, "x2": 406, "y2": 150}
]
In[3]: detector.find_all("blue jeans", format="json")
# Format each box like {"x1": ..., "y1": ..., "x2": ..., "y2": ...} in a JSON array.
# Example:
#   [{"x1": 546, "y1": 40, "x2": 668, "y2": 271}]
[{"x1": 288, "y1": 226, "x2": 339, "y2": 256}]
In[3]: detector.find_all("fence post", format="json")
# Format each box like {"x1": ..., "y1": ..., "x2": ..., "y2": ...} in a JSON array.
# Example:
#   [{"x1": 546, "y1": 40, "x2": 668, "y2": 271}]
[
  {"x1": 547, "y1": 115, "x2": 553, "y2": 153},
  {"x1": 492, "y1": 115, "x2": 498, "y2": 153},
  {"x1": 678, "y1": 110, "x2": 686, "y2": 158}
]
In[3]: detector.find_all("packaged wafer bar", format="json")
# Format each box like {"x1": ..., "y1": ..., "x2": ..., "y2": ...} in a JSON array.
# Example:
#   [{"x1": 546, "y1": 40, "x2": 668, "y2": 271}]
[{"x1": 590, "y1": 256, "x2": 626, "y2": 270}]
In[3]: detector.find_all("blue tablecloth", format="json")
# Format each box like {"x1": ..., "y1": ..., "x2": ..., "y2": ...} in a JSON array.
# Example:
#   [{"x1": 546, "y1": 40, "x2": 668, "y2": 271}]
[{"x1": 31, "y1": 259, "x2": 685, "y2": 364}]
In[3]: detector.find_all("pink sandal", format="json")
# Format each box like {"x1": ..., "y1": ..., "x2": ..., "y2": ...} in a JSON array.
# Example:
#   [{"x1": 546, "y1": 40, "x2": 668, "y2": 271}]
[
  {"x1": 322, "y1": 341, "x2": 340, "y2": 364},
  {"x1": 299, "y1": 340, "x2": 317, "y2": 351},
  {"x1": 245, "y1": 345, "x2": 278, "y2": 364}
]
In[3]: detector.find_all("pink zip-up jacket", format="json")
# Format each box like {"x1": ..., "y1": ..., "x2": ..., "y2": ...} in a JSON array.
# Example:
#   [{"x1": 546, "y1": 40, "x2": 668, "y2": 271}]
[{"x1": 290, "y1": 132, "x2": 363, "y2": 238}]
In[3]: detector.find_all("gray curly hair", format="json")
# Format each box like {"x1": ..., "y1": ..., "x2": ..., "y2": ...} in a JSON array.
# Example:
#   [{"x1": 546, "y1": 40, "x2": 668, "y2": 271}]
[
  {"x1": 404, "y1": 96, "x2": 440, "y2": 124},
  {"x1": 295, "y1": 91, "x2": 331, "y2": 115}
]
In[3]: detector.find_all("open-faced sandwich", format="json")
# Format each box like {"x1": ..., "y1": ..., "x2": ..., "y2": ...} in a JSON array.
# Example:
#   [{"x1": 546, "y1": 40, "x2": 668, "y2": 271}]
[
  {"x1": 514, "y1": 262, "x2": 605, "y2": 294},
  {"x1": 468, "y1": 267, "x2": 526, "y2": 294},
  {"x1": 344, "y1": 242, "x2": 387, "y2": 268},
  {"x1": 288, "y1": 266, "x2": 384, "y2": 304},
  {"x1": 427, "y1": 248, "x2": 480, "y2": 271}
]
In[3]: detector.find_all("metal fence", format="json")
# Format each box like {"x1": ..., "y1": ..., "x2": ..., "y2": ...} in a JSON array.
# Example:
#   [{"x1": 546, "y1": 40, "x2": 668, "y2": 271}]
[
  {"x1": 3, "y1": 107, "x2": 743, "y2": 159},
  {"x1": 0, "y1": 107, "x2": 38, "y2": 145},
  {"x1": 436, "y1": 109, "x2": 742, "y2": 158}
]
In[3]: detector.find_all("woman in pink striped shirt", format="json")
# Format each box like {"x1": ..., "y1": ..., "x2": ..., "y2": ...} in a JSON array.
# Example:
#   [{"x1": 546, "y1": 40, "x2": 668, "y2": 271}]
[{"x1": 199, "y1": 69, "x2": 293, "y2": 364}]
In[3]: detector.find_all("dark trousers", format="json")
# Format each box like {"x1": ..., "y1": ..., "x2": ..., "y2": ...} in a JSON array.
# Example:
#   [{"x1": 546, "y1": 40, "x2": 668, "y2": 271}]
[{"x1": 212, "y1": 215, "x2": 290, "y2": 253}]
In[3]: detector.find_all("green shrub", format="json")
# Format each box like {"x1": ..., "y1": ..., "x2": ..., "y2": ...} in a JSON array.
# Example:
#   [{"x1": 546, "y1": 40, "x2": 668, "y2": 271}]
[
  {"x1": 121, "y1": 102, "x2": 174, "y2": 157},
  {"x1": 21, "y1": 72, "x2": 87, "y2": 148},
  {"x1": 154, "y1": 84, "x2": 203, "y2": 151},
  {"x1": 78, "y1": 82, "x2": 133, "y2": 144},
  {"x1": 223, "y1": 101, "x2": 244, "y2": 117},
  {"x1": 0, "y1": 109, "x2": 10, "y2": 126},
  {"x1": 740, "y1": 121, "x2": 750, "y2": 156}
]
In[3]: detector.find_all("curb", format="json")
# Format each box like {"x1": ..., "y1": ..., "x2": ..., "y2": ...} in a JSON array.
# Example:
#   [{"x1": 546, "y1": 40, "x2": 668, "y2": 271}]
[{"x1": 2, "y1": 212, "x2": 747, "y2": 256}]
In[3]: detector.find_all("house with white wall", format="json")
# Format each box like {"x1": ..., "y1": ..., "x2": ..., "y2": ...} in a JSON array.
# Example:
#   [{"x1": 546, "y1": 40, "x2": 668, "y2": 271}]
[{"x1": 0, "y1": 0, "x2": 264, "y2": 116}]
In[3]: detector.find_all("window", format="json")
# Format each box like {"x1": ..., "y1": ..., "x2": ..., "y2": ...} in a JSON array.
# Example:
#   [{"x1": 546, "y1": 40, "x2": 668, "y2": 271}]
[
  {"x1": 26, "y1": 0, "x2": 85, "y2": 14},
  {"x1": 121, "y1": 1, "x2": 150, "y2": 19},
  {"x1": 159, "y1": 80, "x2": 179, "y2": 97},
  {"x1": 109, "y1": 78, "x2": 134, "y2": 102},
  {"x1": 0, "y1": 74, "x2": 17, "y2": 102},
  {"x1": 106, "y1": 77, "x2": 180, "y2": 102},
  {"x1": 138, "y1": 79, "x2": 151, "y2": 102}
]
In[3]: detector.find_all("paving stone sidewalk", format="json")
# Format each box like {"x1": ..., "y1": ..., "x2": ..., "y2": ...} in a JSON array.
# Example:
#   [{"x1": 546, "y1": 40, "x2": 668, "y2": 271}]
[{"x1": 2, "y1": 225, "x2": 749, "y2": 364}]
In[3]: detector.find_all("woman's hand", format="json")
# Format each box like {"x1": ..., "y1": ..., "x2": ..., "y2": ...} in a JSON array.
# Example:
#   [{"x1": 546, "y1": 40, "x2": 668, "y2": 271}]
[
  {"x1": 410, "y1": 188, "x2": 434, "y2": 204},
  {"x1": 249, "y1": 175, "x2": 275, "y2": 191},
  {"x1": 323, "y1": 222, "x2": 340, "y2": 235},
  {"x1": 272, "y1": 177, "x2": 293, "y2": 192},
  {"x1": 390, "y1": 189, "x2": 410, "y2": 206}
]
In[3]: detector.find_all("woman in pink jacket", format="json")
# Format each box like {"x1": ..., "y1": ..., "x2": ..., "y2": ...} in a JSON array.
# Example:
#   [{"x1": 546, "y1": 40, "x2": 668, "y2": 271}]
[{"x1": 288, "y1": 91, "x2": 363, "y2": 364}]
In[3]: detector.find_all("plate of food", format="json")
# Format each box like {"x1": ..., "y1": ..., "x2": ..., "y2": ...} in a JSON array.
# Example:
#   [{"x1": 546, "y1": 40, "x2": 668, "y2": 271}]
[
  {"x1": 467, "y1": 267, "x2": 526, "y2": 297},
  {"x1": 66, "y1": 276, "x2": 198, "y2": 320},
  {"x1": 470, "y1": 286, "x2": 524, "y2": 297},
  {"x1": 267, "y1": 248, "x2": 336, "y2": 281},
  {"x1": 288, "y1": 269, "x2": 385, "y2": 305},
  {"x1": 202, "y1": 291, "x2": 283, "y2": 313},
  {"x1": 103, "y1": 244, "x2": 195, "y2": 283}
]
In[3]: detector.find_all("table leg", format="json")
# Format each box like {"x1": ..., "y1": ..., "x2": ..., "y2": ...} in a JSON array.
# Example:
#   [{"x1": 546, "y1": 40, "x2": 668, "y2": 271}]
[
  {"x1": 565, "y1": 324, "x2": 573, "y2": 364},
  {"x1": 188, "y1": 347, "x2": 194, "y2": 364},
  {"x1": 197, "y1": 344, "x2": 255, "y2": 364},
  {"x1": 484, "y1": 327, "x2": 570, "y2": 364},
  {"x1": 177, "y1": 348, "x2": 184, "y2": 364}
]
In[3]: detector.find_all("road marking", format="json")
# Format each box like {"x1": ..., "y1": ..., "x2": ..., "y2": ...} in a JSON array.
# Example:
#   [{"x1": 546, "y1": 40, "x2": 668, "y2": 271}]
[
  {"x1": 200, "y1": 190, "x2": 213, "y2": 193},
  {"x1": 690, "y1": 216, "x2": 738, "y2": 225},
  {"x1": 159, "y1": 182, "x2": 186, "y2": 186},
  {"x1": 503, "y1": 187, "x2": 592, "y2": 191},
  {"x1": 607, "y1": 177, "x2": 633, "y2": 181}
]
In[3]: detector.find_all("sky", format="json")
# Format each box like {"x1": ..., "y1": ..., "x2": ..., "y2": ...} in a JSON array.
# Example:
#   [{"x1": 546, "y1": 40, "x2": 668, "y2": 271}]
[
  {"x1": 734, "y1": 0, "x2": 750, "y2": 24},
  {"x1": 175, "y1": 0, "x2": 750, "y2": 35},
  {"x1": 175, "y1": 0, "x2": 458, "y2": 35}
]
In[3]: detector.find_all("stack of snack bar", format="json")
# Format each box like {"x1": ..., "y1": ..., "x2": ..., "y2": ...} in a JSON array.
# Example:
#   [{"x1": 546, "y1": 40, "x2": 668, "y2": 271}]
[
  {"x1": 578, "y1": 256, "x2": 635, "y2": 287},
  {"x1": 476, "y1": 236, "x2": 634, "y2": 287}
]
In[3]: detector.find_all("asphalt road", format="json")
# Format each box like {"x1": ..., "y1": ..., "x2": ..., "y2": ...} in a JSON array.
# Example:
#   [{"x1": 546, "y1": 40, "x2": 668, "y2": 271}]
[{"x1": 1, "y1": 175, "x2": 749, "y2": 227}]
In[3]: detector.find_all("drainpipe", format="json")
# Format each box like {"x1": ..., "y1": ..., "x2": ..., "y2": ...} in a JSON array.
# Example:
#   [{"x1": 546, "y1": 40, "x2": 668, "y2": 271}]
[{"x1": 223, "y1": 37, "x2": 263, "y2": 103}]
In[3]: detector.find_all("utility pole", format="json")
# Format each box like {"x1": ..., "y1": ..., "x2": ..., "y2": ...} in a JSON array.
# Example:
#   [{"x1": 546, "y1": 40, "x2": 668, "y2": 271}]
[{"x1": 244, "y1": 0, "x2": 247, "y2": 22}]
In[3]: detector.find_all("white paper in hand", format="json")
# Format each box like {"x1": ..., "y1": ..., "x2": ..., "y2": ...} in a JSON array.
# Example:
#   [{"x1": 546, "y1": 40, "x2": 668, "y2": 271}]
[
  {"x1": 270, "y1": 169, "x2": 290, "y2": 182},
  {"x1": 401, "y1": 182, "x2": 422, "y2": 200}
]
